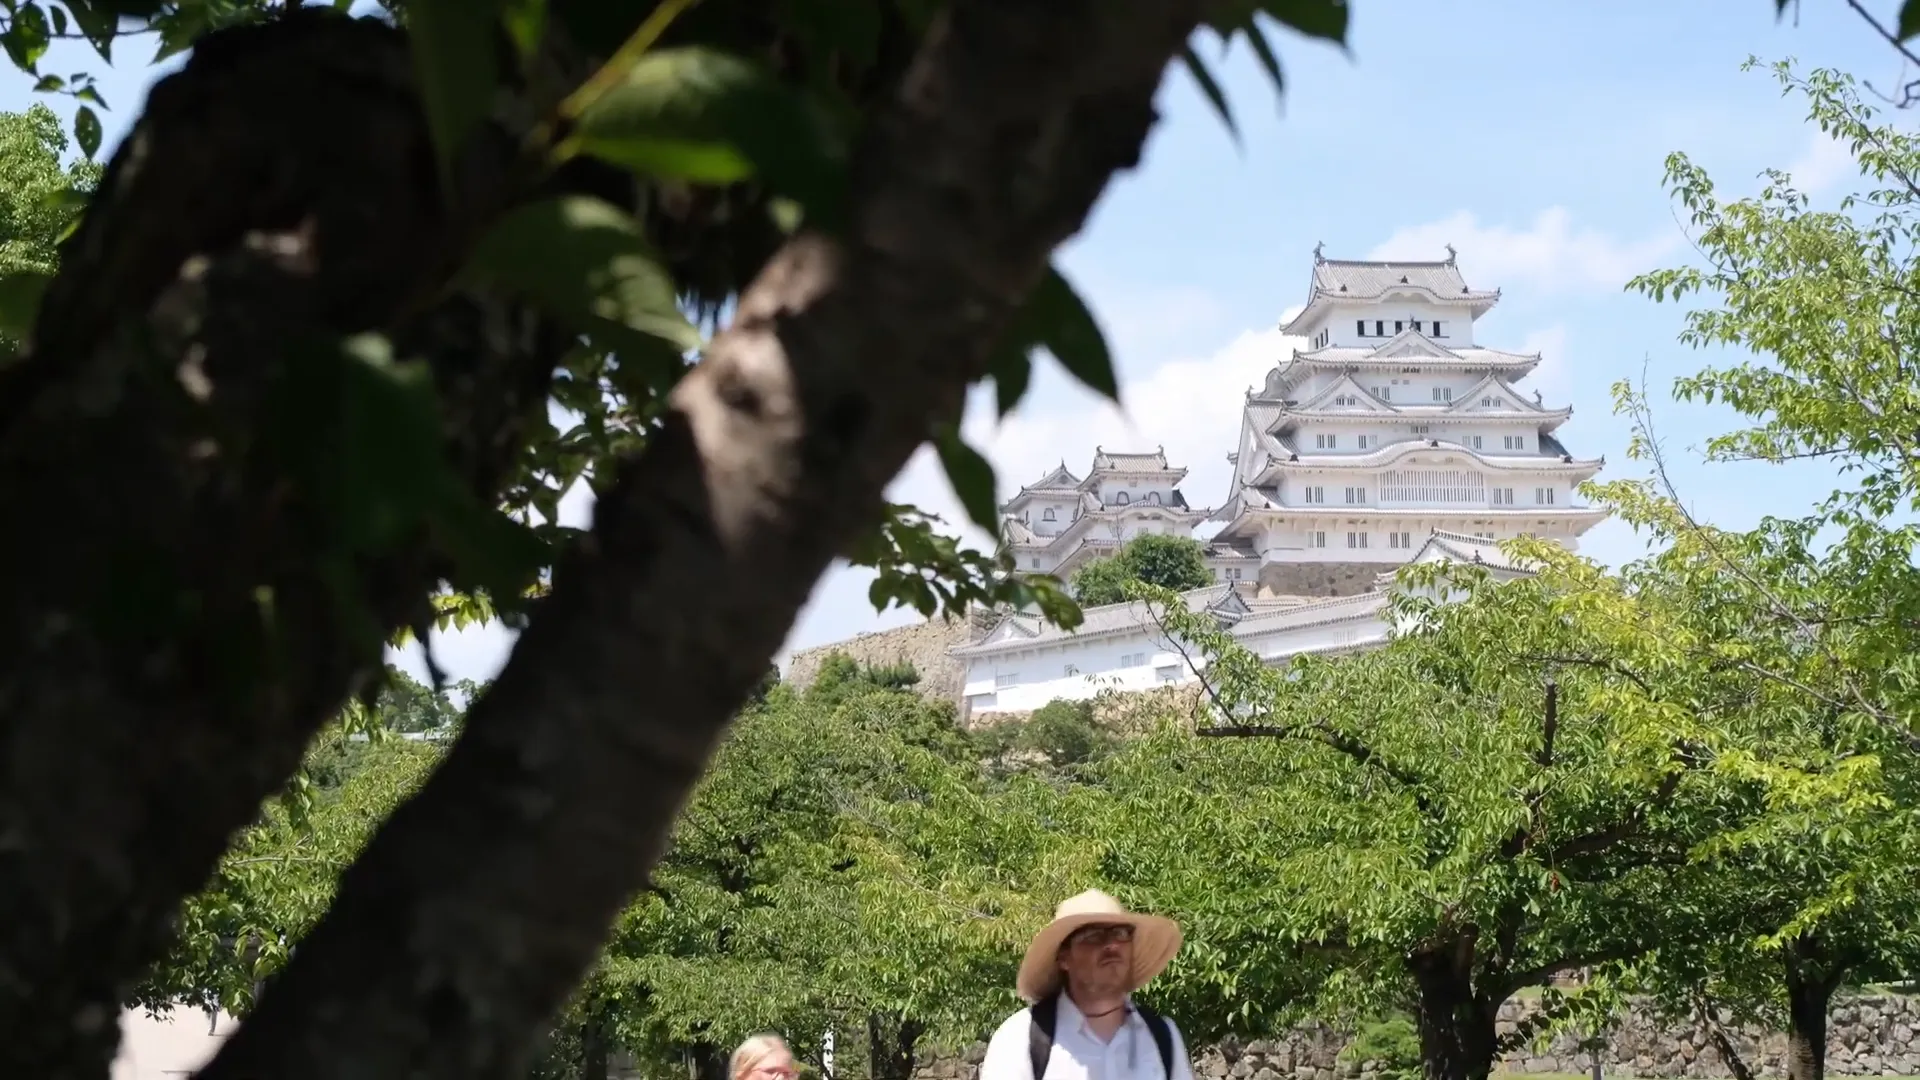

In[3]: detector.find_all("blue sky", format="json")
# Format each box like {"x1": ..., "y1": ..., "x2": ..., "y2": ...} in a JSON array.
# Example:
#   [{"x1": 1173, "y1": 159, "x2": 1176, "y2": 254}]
[{"x1": 1, "y1": 2, "x2": 1897, "y2": 684}]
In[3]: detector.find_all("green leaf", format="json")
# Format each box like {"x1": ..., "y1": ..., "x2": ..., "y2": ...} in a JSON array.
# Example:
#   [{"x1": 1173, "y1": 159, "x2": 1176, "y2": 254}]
[
  {"x1": 1240, "y1": 18, "x2": 1287, "y2": 103},
  {"x1": 986, "y1": 340, "x2": 1032, "y2": 419},
  {"x1": 1182, "y1": 45, "x2": 1238, "y2": 142},
  {"x1": 0, "y1": 270, "x2": 51, "y2": 342},
  {"x1": 1262, "y1": 0, "x2": 1350, "y2": 46},
  {"x1": 406, "y1": 0, "x2": 502, "y2": 186},
  {"x1": 74, "y1": 105, "x2": 102, "y2": 160},
  {"x1": 570, "y1": 46, "x2": 843, "y2": 215},
  {"x1": 463, "y1": 194, "x2": 702, "y2": 369},
  {"x1": 65, "y1": 0, "x2": 120, "y2": 59},
  {"x1": 2, "y1": 4, "x2": 51, "y2": 72},
  {"x1": 502, "y1": 0, "x2": 549, "y2": 62},
  {"x1": 933, "y1": 426, "x2": 999, "y2": 536},
  {"x1": 1028, "y1": 266, "x2": 1119, "y2": 403},
  {"x1": 1901, "y1": 0, "x2": 1920, "y2": 40}
]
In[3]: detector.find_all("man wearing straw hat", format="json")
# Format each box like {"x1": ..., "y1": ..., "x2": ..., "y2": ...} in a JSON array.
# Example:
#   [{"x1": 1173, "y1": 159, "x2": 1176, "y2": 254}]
[{"x1": 979, "y1": 889, "x2": 1193, "y2": 1080}]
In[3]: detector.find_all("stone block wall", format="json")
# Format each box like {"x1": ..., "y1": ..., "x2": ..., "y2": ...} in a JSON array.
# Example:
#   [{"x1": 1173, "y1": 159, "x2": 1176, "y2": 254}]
[
  {"x1": 784, "y1": 617, "x2": 978, "y2": 707},
  {"x1": 914, "y1": 996, "x2": 1920, "y2": 1080}
]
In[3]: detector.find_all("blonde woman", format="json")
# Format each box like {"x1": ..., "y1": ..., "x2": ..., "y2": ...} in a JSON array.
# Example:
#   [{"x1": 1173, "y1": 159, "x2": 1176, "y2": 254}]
[{"x1": 732, "y1": 1034, "x2": 799, "y2": 1080}]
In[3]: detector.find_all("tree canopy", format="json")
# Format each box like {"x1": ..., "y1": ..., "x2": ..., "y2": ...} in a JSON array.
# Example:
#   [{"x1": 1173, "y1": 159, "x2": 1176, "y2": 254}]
[
  {"x1": 1070, "y1": 533, "x2": 1214, "y2": 606},
  {"x1": 0, "y1": 0, "x2": 1908, "y2": 1076}
]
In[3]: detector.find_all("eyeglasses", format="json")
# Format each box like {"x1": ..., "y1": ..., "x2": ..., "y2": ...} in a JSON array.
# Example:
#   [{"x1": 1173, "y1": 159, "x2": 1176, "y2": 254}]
[{"x1": 1067, "y1": 923, "x2": 1135, "y2": 948}]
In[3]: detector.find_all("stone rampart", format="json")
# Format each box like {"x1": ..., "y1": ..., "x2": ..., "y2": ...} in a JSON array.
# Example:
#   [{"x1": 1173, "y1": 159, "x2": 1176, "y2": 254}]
[
  {"x1": 914, "y1": 995, "x2": 1920, "y2": 1080},
  {"x1": 784, "y1": 617, "x2": 977, "y2": 707}
]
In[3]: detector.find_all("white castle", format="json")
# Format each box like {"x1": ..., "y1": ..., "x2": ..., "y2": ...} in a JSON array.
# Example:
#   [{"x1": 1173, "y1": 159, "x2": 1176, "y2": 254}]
[{"x1": 954, "y1": 249, "x2": 1607, "y2": 714}]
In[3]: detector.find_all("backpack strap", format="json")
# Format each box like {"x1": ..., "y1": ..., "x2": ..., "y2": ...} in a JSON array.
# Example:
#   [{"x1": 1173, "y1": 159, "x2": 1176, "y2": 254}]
[
  {"x1": 1135, "y1": 1003, "x2": 1176, "y2": 1080},
  {"x1": 1030, "y1": 994, "x2": 1178, "y2": 1080},
  {"x1": 1028, "y1": 994, "x2": 1059, "y2": 1080}
]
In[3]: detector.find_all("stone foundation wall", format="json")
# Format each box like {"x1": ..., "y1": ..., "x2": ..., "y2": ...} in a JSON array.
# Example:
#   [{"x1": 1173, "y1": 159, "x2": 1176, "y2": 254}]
[
  {"x1": 1257, "y1": 562, "x2": 1382, "y2": 599},
  {"x1": 784, "y1": 617, "x2": 978, "y2": 706},
  {"x1": 914, "y1": 996, "x2": 1920, "y2": 1080}
]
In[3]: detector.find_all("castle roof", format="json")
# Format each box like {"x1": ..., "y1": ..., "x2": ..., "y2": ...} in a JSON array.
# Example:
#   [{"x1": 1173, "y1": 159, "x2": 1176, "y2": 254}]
[{"x1": 1281, "y1": 250, "x2": 1501, "y2": 334}]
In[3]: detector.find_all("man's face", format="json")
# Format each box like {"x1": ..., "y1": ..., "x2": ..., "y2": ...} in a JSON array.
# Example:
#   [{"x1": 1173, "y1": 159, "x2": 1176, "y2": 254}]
[{"x1": 1057, "y1": 921, "x2": 1135, "y2": 998}]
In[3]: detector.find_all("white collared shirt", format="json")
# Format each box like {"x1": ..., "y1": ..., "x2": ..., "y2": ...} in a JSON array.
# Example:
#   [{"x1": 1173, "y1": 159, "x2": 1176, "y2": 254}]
[{"x1": 981, "y1": 995, "x2": 1193, "y2": 1080}]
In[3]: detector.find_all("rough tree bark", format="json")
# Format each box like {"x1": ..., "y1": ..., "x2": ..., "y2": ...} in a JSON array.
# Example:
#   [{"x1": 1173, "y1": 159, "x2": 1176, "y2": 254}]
[
  {"x1": 1784, "y1": 936, "x2": 1848, "y2": 1080},
  {"x1": 193, "y1": 0, "x2": 1209, "y2": 1076},
  {"x1": 0, "y1": 11, "x2": 580, "y2": 1076},
  {"x1": 868, "y1": 1012, "x2": 927, "y2": 1080},
  {"x1": 1408, "y1": 934, "x2": 1500, "y2": 1080}
]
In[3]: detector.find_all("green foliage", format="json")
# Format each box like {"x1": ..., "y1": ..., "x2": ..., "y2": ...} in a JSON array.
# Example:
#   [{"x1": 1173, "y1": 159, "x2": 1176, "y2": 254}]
[
  {"x1": 1614, "y1": 58, "x2": 1920, "y2": 1060},
  {"x1": 1070, "y1": 534, "x2": 1212, "y2": 606},
  {"x1": 1087, "y1": 549, "x2": 1882, "y2": 1070},
  {"x1": 1339, "y1": 1015, "x2": 1421, "y2": 1080},
  {"x1": 0, "y1": 104, "x2": 98, "y2": 355},
  {"x1": 980, "y1": 698, "x2": 1117, "y2": 775}
]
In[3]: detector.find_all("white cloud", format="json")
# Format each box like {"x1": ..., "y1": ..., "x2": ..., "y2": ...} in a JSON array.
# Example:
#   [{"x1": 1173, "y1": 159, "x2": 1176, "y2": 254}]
[
  {"x1": 1785, "y1": 130, "x2": 1857, "y2": 195},
  {"x1": 1369, "y1": 208, "x2": 1677, "y2": 294},
  {"x1": 1517, "y1": 324, "x2": 1570, "y2": 405},
  {"x1": 780, "y1": 311, "x2": 1309, "y2": 658}
]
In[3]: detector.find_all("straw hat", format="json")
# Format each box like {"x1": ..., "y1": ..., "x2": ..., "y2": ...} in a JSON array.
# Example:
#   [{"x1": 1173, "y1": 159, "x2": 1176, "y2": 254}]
[{"x1": 1016, "y1": 889, "x2": 1182, "y2": 1003}]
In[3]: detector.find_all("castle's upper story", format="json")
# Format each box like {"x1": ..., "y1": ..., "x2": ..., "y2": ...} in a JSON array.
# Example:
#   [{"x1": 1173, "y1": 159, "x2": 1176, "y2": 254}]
[{"x1": 1280, "y1": 245, "x2": 1500, "y2": 350}]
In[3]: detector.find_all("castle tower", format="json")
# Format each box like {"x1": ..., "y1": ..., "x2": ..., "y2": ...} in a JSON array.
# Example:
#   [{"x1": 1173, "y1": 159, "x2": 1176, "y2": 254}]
[
  {"x1": 1210, "y1": 249, "x2": 1606, "y2": 597},
  {"x1": 1001, "y1": 447, "x2": 1210, "y2": 578}
]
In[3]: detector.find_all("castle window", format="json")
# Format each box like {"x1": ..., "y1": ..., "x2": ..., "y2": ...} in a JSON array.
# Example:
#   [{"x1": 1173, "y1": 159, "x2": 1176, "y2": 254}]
[
  {"x1": 1356, "y1": 319, "x2": 1367, "y2": 337},
  {"x1": 1315, "y1": 434, "x2": 1336, "y2": 449},
  {"x1": 1467, "y1": 435, "x2": 1483, "y2": 450},
  {"x1": 1304, "y1": 486, "x2": 1326, "y2": 504},
  {"x1": 1114, "y1": 491, "x2": 1130, "y2": 505},
  {"x1": 1344, "y1": 486, "x2": 1368, "y2": 505},
  {"x1": 1347, "y1": 531, "x2": 1369, "y2": 549},
  {"x1": 1432, "y1": 386, "x2": 1454, "y2": 402},
  {"x1": 1146, "y1": 491, "x2": 1162, "y2": 505},
  {"x1": 1308, "y1": 531, "x2": 1328, "y2": 548},
  {"x1": 1375, "y1": 320, "x2": 1385, "y2": 336},
  {"x1": 1042, "y1": 508, "x2": 1056, "y2": 521},
  {"x1": 1394, "y1": 321, "x2": 1403, "y2": 334},
  {"x1": 1431, "y1": 321, "x2": 1445, "y2": 337},
  {"x1": 1493, "y1": 488, "x2": 1514, "y2": 506},
  {"x1": 1504, "y1": 435, "x2": 1526, "y2": 450},
  {"x1": 1389, "y1": 531, "x2": 1412, "y2": 549},
  {"x1": 1412, "y1": 321, "x2": 1423, "y2": 333},
  {"x1": 1536, "y1": 487, "x2": 1556, "y2": 505}
]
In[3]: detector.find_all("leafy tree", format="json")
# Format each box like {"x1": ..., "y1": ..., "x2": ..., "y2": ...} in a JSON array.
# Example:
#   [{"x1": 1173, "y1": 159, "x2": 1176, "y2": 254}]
[
  {"x1": 0, "y1": 103, "x2": 95, "y2": 356},
  {"x1": 1097, "y1": 554, "x2": 1867, "y2": 1080},
  {"x1": 0, "y1": 0, "x2": 1829, "y2": 1074},
  {"x1": 980, "y1": 697, "x2": 1117, "y2": 774},
  {"x1": 1070, "y1": 534, "x2": 1213, "y2": 606},
  {"x1": 1615, "y1": 57, "x2": 1920, "y2": 1080}
]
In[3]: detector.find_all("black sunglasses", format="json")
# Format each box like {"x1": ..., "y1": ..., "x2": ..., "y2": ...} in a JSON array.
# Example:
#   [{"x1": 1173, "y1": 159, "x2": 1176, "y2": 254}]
[{"x1": 1066, "y1": 923, "x2": 1136, "y2": 948}]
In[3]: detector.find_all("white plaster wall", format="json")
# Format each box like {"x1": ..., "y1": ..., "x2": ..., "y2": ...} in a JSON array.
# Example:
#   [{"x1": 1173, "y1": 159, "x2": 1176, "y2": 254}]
[
  {"x1": 1238, "y1": 616, "x2": 1389, "y2": 660},
  {"x1": 113, "y1": 1007, "x2": 238, "y2": 1080},
  {"x1": 962, "y1": 630, "x2": 1199, "y2": 713},
  {"x1": 1316, "y1": 301, "x2": 1476, "y2": 348},
  {"x1": 1092, "y1": 476, "x2": 1180, "y2": 507}
]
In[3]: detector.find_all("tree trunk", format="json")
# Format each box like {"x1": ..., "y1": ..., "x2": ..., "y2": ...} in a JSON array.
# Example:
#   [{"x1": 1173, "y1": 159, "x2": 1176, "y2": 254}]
[
  {"x1": 1408, "y1": 937, "x2": 1499, "y2": 1080},
  {"x1": 867, "y1": 1013, "x2": 926, "y2": 1080},
  {"x1": 194, "y1": 0, "x2": 1207, "y2": 1077},
  {"x1": 0, "y1": 10, "x2": 572, "y2": 1075},
  {"x1": 1784, "y1": 939, "x2": 1844, "y2": 1080},
  {"x1": 580, "y1": 1019, "x2": 610, "y2": 1080}
]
